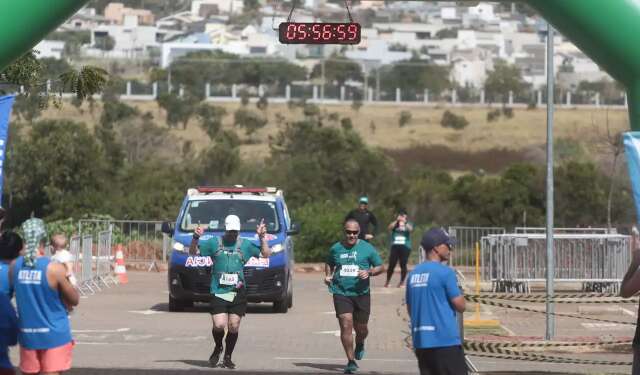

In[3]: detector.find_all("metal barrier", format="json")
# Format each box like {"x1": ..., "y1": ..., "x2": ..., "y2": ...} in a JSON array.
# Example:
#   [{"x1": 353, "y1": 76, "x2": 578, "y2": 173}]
[
  {"x1": 96, "y1": 229, "x2": 117, "y2": 288},
  {"x1": 482, "y1": 233, "x2": 631, "y2": 293},
  {"x1": 78, "y1": 219, "x2": 166, "y2": 270},
  {"x1": 81, "y1": 234, "x2": 101, "y2": 293},
  {"x1": 447, "y1": 226, "x2": 506, "y2": 268},
  {"x1": 514, "y1": 227, "x2": 613, "y2": 234}
]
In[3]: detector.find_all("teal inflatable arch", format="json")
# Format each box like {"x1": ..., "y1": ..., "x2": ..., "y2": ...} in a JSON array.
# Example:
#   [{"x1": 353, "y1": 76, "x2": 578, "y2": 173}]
[{"x1": 1, "y1": 0, "x2": 639, "y2": 129}]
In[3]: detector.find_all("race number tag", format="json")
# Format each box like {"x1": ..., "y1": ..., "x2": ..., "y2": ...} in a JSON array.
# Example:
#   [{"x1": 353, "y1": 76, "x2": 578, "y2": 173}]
[
  {"x1": 340, "y1": 265, "x2": 359, "y2": 277},
  {"x1": 393, "y1": 236, "x2": 406, "y2": 245},
  {"x1": 219, "y1": 273, "x2": 239, "y2": 286}
]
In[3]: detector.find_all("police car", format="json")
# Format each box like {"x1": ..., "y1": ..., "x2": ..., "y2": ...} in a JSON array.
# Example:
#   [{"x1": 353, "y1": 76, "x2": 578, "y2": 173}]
[{"x1": 162, "y1": 186, "x2": 299, "y2": 313}]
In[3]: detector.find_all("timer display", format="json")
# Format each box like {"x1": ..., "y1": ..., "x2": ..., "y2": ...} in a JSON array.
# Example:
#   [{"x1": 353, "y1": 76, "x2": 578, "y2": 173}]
[{"x1": 279, "y1": 22, "x2": 361, "y2": 45}]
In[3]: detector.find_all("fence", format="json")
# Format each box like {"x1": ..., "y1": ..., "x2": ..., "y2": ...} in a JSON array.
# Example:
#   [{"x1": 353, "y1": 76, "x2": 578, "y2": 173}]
[
  {"x1": 447, "y1": 226, "x2": 506, "y2": 268},
  {"x1": 78, "y1": 219, "x2": 168, "y2": 271},
  {"x1": 65, "y1": 228, "x2": 118, "y2": 296},
  {"x1": 514, "y1": 227, "x2": 613, "y2": 234},
  {"x1": 481, "y1": 233, "x2": 631, "y2": 293}
]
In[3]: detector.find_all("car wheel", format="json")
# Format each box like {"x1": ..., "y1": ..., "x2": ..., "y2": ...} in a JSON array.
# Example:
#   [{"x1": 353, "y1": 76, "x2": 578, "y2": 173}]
[
  {"x1": 273, "y1": 299, "x2": 288, "y2": 313},
  {"x1": 287, "y1": 275, "x2": 293, "y2": 309},
  {"x1": 169, "y1": 295, "x2": 184, "y2": 312}
]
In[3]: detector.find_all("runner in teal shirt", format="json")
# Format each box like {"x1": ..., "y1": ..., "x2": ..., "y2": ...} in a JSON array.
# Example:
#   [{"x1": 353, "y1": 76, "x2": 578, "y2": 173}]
[
  {"x1": 189, "y1": 215, "x2": 270, "y2": 370},
  {"x1": 325, "y1": 219, "x2": 383, "y2": 374},
  {"x1": 385, "y1": 210, "x2": 414, "y2": 288}
]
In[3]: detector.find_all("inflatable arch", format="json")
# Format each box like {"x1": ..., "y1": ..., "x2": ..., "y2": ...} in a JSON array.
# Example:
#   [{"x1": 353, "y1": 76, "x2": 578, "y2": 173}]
[{"x1": 0, "y1": 0, "x2": 639, "y2": 129}]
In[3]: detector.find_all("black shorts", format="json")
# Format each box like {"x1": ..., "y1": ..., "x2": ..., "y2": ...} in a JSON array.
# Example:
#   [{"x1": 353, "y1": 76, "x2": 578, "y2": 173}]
[
  {"x1": 210, "y1": 288, "x2": 248, "y2": 316},
  {"x1": 415, "y1": 345, "x2": 467, "y2": 375},
  {"x1": 333, "y1": 294, "x2": 371, "y2": 323}
]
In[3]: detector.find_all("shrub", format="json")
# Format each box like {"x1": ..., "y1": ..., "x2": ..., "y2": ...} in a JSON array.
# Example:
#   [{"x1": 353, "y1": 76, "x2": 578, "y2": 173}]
[
  {"x1": 487, "y1": 109, "x2": 501, "y2": 122},
  {"x1": 398, "y1": 110, "x2": 412, "y2": 127},
  {"x1": 341, "y1": 117, "x2": 353, "y2": 131},
  {"x1": 441, "y1": 110, "x2": 469, "y2": 130},
  {"x1": 502, "y1": 107, "x2": 514, "y2": 119}
]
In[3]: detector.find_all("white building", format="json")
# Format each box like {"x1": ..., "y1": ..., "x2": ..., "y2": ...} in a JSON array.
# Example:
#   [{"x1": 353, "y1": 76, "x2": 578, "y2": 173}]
[
  {"x1": 87, "y1": 16, "x2": 166, "y2": 58},
  {"x1": 34, "y1": 40, "x2": 66, "y2": 59},
  {"x1": 450, "y1": 48, "x2": 492, "y2": 87},
  {"x1": 192, "y1": 0, "x2": 244, "y2": 16}
]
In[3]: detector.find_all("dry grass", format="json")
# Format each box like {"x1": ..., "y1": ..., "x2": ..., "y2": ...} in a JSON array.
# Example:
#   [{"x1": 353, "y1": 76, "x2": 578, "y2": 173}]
[{"x1": 30, "y1": 101, "x2": 630, "y2": 161}]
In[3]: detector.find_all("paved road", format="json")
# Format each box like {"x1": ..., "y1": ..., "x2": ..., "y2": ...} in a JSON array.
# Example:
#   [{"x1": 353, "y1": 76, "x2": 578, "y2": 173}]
[
  {"x1": 11, "y1": 271, "x2": 417, "y2": 374},
  {"x1": 9, "y1": 270, "x2": 635, "y2": 374}
]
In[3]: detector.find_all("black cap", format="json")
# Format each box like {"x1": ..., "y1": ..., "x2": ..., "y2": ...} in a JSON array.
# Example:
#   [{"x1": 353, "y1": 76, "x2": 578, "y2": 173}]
[{"x1": 420, "y1": 227, "x2": 455, "y2": 251}]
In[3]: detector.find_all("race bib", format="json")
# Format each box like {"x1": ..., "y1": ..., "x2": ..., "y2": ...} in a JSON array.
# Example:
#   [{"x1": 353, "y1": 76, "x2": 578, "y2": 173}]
[
  {"x1": 393, "y1": 236, "x2": 406, "y2": 245},
  {"x1": 219, "y1": 273, "x2": 239, "y2": 286},
  {"x1": 340, "y1": 265, "x2": 359, "y2": 277}
]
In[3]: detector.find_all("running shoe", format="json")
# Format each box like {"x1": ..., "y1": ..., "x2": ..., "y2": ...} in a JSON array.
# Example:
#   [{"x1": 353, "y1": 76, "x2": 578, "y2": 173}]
[
  {"x1": 208, "y1": 346, "x2": 223, "y2": 367},
  {"x1": 221, "y1": 355, "x2": 236, "y2": 369},
  {"x1": 355, "y1": 342, "x2": 365, "y2": 360},
  {"x1": 344, "y1": 360, "x2": 358, "y2": 374}
]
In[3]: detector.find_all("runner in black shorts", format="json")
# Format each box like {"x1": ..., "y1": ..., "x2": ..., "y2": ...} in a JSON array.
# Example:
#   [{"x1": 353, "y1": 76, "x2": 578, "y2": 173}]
[
  {"x1": 190, "y1": 215, "x2": 271, "y2": 369},
  {"x1": 325, "y1": 219, "x2": 383, "y2": 374}
]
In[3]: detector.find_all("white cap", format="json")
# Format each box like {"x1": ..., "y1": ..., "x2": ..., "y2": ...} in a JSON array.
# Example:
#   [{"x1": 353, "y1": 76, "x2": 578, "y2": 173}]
[{"x1": 225, "y1": 215, "x2": 241, "y2": 231}]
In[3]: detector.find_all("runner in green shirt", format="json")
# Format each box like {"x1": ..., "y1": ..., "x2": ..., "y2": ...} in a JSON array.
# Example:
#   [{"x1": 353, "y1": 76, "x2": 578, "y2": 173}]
[
  {"x1": 384, "y1": 210, "x2": 414, "y2": 288},
  {"x1": 189, "y1": 214, "x2": 270, "y2": 369},
  {"x1": 325, "y1": 219, "x2": 383, "y2": 374}
]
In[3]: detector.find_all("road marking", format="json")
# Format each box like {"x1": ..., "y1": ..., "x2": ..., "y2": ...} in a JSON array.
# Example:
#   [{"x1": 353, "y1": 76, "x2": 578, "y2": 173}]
[
  {"x1": 581, "y1": 322, "x2": 629, "y2": 331},
  {"x1": 129, "y1": 310, "x2": 165, "y2": 315},
  {"x1": 621, "y1": 307, "x2": 637, "y2": 318},
  {"x1": 500, "y1": 324, "x2": 516, "y2": 336},
  {"x1": 73, "y1": 328, "x2": 130, "y2": 333},
  {"x1": 162, "y1": 336, "x2": 207, "y2": 342},
  {"x1": 74, "y1": 334, "x2": 109, "y2": 340},
  {"x1": 322, "y1": 311, "x2": 335, "y2": 315},
  {"x1": 124, "y1": 334, "x2": 154, "y2": 341},
  {"x1": 76, "y1": 342, "x2": 137, "y2": 346},
  {"x1": 313, "y1": 330, "x2": 341, "y2": 337},
  {"x1": 274, "y1": 357, "x2": 414, "y2": 362}
]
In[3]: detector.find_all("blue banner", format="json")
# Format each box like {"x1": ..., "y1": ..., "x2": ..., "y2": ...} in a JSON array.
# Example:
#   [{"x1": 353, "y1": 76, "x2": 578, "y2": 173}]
[
  {"x1": 0, "y1": 95, "x2": 14, "y2": 206},
  {"x1": 624, "y1": 132, "x2": 640, "y2": 222}
]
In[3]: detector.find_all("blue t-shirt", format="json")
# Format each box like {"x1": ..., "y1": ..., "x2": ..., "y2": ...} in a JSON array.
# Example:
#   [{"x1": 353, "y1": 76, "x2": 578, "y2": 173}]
[
  {"x1": 406, "y1": 261, "x2": 462, "y2": 349},
  {"x1": 13, "y1": 256, "x2": 72, "y2": 349},
  {"x1": 0, "y1": 262, "x2": 12, "y2": 299},
  {"x1": 0, "y1": 292, "x2": 17, "y2": 369}
]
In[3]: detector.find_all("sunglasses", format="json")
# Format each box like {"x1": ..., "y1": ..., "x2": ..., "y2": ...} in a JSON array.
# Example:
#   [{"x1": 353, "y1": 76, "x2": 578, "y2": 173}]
[{"x1": 344, "y1": 230, "x2": 359, "y2": 235}]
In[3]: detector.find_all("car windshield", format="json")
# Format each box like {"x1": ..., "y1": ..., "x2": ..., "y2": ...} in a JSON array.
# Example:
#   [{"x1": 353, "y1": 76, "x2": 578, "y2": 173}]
[{"x1": 180, "y1": 199, "x2": 280, "y2": 233}]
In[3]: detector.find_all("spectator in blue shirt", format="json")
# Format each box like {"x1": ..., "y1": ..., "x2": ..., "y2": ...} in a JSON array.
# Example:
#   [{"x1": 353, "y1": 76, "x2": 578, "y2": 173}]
[
  {"x1": 0, "y1": 231, "x2": 24, "y2": 299},
  {"x1": 406, "y1": 227, "x2": 467, "y2": 375},
  {"x1": 0, "y1": 291, "x2": 18, "y2": 375}
]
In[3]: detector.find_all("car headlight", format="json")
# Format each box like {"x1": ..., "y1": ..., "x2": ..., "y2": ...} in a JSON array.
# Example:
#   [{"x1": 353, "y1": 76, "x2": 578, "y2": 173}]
[
  {"x1": 172, "y1": 241, "x2": 186, "y2": 252},
  {"x1": 271, "y1": 244, "x2": 284, "y2": 253}
]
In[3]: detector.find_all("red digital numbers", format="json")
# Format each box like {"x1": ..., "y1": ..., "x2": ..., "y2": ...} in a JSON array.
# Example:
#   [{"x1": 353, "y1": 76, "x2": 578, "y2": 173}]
[{"x1": 279, "y1": 22, "x2": 360, "y2": 44}]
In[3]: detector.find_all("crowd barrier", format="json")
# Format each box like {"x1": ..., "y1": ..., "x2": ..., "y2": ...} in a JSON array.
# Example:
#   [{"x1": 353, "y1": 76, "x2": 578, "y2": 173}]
[
  {"x1": 481, "y1": 233, "x2": 631, "y2": 293},
  {"x1": 68, "y1": 228, "x2": 118, "y2": 296}
]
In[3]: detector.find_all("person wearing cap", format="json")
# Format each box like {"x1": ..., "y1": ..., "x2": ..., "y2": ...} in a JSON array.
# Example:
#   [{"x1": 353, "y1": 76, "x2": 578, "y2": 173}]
[
  {"x1": 385, "y1": 210, "x2": 414, "y2": 288},
  {"x1": 190, "y1": 214, "x2": 271, "y2": 369},
  {"x1": 345, "y1": 196, "x2": 378, "y2": 241},
  {"x1": 406, "y1": 227, "x2": 467, "y2": 375},
  {"x1": 325, "y1": 219, "x2": 383, "y2": 374},
  {"x1": 9, "y1": 218, "x2": 79, "y2": 375}
]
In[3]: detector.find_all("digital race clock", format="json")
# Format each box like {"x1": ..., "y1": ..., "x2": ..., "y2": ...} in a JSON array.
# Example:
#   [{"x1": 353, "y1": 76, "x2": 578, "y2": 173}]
[{"x1": 279, "y1": 22, "x2": 361, "y2": 45}]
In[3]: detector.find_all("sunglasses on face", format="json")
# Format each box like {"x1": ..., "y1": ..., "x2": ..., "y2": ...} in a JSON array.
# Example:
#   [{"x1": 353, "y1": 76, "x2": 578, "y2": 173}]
[{"x1": 345, "y1": 230, "x2": 359, "y2": 235}]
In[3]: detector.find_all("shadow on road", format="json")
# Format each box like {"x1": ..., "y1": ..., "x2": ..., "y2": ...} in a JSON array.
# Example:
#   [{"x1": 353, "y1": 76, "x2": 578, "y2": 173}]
[
  {"x1": 292, "y1": 362, "x2": 345, "y2": 371},
  {"x1": 155, "y1": 359, "x2": 211, "y2": 368},
  {"x1": 64, "y1": 369, "x2": 347, "y2": 374},
  {"x1": 149, "y1": 302, "x2": 282, "y2": 314}
]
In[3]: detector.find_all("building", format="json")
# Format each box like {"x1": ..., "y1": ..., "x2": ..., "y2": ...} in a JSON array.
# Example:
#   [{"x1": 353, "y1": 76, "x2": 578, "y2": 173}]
[
  {"x1": 34, "y1": 40, "x2": 66, "y2": 59},
  {"x1": 87, "y1": 16, "x2": 166, "y2": 58},
  {"x1": 104, "y1": 2, "x2": 155, "y2": 25},
  {"x1": 192, "y1": 0, "x2": 244, "y2": 16}
]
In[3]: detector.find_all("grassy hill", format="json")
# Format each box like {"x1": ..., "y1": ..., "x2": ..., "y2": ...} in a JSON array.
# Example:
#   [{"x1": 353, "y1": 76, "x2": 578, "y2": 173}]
[{"x1": 30, "y1": 101, "x2": 629, "y2": 168}]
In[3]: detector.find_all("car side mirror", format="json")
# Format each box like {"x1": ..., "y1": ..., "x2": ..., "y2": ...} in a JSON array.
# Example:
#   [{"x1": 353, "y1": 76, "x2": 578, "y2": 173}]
[
  {"x1": 287, "y1": 222, "x2": 300, "y2": 235},
  {"x1": 161, "y1": 221, "x2": 174, "y2": 236}
]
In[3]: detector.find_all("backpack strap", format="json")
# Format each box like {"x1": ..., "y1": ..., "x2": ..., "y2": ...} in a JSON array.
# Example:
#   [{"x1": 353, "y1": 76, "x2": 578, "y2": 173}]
[{"x1": 213, "y1": 237, "x2": 245, "y2": 264}]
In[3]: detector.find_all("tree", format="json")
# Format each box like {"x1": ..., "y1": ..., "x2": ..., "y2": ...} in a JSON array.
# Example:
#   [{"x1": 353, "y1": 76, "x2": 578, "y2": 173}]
[
  {"x1": 197, "y1": 104, "x2": 227, "y2": 139},
  {"x1": 311, "y1": 57, "x2": 363, "y2": 85},
  {"x1": 234, "y1": 108, "x2": 267, "y2": 139},
  {"x1": 484, "y1": 59, "x2": 527, "y2": 105},
  {"x1": 157, "y1": 92, "x2": 199, "y2": 129},
  {"x1": 6, "y1": 120, "x2": 109, "y2": 221},
  {"x1": 197, "y1": 136, "x2": 241, "y2": 185},
  {"x1": 60, "y1": 66, "x2": 109, "y2": 101},
  {"x1": 379, "y1": 60, "x2": 451, "y2": 94}
]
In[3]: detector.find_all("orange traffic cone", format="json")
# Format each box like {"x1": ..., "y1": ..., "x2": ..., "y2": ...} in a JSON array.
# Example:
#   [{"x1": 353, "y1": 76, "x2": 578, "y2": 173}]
[{"x1": 114, "y1": 245, "x2": 128, "y2": 284}]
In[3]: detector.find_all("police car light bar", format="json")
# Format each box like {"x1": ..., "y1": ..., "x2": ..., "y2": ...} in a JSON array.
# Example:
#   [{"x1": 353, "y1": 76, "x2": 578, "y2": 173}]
[{"x1": 196, "y1": 186, "x2": 268, "y2": 194}]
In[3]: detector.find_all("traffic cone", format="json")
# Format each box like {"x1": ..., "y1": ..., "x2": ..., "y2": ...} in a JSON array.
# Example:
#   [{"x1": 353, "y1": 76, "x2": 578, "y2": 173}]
[{"x1": 114, "y1": 245, "x2": 128, "y2": 284}]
